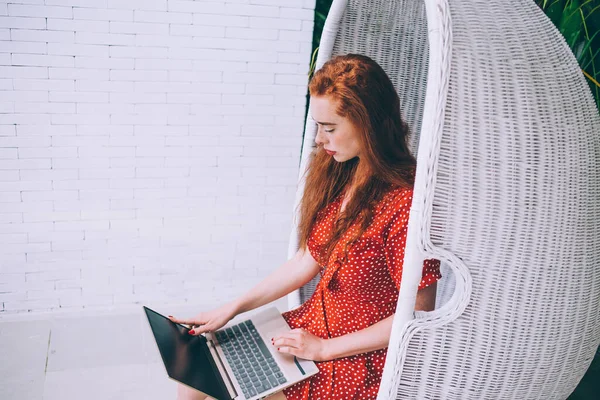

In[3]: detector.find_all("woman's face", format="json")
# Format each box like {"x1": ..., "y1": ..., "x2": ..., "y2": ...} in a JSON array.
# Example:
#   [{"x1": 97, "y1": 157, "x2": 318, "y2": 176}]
[{"x1": 311, "y1": 95, "x2": 361, "y2": 162}]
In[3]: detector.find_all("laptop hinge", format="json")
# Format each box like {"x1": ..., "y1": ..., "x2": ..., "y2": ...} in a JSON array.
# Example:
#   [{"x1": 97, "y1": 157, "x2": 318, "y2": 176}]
[{"x1": 206, "y1": 337, "x2": 238, "y2": 399}]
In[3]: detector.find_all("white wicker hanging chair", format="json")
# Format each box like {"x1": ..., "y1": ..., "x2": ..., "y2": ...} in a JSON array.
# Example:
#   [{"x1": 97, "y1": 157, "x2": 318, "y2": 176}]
[{"x1": 286, "y1": 0, "x2": 600, "y2": 399}]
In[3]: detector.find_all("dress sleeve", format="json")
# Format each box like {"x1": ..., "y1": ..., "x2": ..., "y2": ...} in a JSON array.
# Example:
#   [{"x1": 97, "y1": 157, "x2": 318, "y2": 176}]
[{"x1": 384, "y1": 190, "x2": 442, "y2": 290}]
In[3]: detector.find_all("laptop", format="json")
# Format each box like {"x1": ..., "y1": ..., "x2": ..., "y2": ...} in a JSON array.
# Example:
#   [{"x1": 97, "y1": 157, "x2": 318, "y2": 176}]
[{"x1": 143, "y1": 306, "x2": 319, "y2": 400}]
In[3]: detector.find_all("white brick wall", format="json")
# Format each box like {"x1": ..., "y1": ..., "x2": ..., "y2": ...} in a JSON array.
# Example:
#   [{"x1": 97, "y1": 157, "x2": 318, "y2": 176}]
[{"x1": 0, "y1": 0, "x2": 315, "y2": 314}]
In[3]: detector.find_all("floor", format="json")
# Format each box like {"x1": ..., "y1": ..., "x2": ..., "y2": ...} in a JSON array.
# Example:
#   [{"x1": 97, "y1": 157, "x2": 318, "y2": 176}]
[
  {"x1": 0, "y1": 300, "x2": 287, "y2": 400},
  {"x1": 2, "y1": 300, "x2": 597, "y2": 400}
]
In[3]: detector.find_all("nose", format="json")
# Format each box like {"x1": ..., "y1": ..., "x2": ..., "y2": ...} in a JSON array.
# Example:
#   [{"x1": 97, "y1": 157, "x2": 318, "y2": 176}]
[{"x1": 315, "y1": 125, "x2": 327, "y2": 146}]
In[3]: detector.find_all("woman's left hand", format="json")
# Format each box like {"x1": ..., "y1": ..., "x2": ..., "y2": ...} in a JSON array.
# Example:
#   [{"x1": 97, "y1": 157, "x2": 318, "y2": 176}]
[{"x1": 272, "y1": 329, "x2": 329, "y2": 362}]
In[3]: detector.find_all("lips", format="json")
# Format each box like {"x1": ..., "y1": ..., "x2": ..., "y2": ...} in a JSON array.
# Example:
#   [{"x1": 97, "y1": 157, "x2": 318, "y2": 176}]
[{"x1": 325, "y1": 149, "x2": 336, "y2": 156}]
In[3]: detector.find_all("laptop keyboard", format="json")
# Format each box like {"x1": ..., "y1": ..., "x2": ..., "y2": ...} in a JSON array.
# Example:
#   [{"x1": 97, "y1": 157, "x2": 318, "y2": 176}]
[{"x1": 215, "y1": 320, "x2": 287, "y2": 398}]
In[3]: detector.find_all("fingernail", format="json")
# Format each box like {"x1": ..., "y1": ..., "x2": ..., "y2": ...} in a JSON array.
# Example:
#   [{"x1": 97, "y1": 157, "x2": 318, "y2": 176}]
[
  {"x1": 168, "y1": 315, "x2": 173, "y2": 318},
  {"x1": 277, "y1": 348, "x2": 280, "y2": 351},
  {"x1": 189, "y1": 330, "x2": 195, "y2": 335}
]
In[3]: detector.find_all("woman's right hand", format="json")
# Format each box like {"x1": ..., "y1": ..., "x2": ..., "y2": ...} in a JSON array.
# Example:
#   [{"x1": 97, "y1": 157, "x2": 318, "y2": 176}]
[{"x1": 169, "y1": 302, "x2": 239, "y2": 336}]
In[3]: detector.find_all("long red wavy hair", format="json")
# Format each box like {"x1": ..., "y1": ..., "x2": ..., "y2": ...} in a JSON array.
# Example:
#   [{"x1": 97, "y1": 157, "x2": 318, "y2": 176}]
[{"x1": 298, "y1": 54, "x2": 416, "y2": 263}]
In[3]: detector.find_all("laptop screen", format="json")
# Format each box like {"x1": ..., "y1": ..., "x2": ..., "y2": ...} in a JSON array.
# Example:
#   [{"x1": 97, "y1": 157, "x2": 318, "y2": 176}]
[{"x1": 143, "y1": 306, "x2": 231, "y2": 400}]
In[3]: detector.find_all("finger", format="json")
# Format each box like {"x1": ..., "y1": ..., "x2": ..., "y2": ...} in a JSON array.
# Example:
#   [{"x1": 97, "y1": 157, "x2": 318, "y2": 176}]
[
  {"x1": 273, "y1": 331, "x2": 303, "y2": 342},
  {"x1": 169, "y1": 316, "x2": 198, "y2": 325},
  {"x1": 272, "y1": 337, "x2": 300, "y2": 348},
  {"x1": 277, "y1": 346, "x2": 299, "y2": 357},
  {"x1": 191, "y1": 324, "x2": 214, "y2": 335}
]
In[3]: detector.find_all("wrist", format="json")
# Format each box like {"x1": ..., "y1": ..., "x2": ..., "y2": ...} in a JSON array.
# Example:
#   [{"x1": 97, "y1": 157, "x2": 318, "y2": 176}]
[
  {"x1": 320, "y1": 337, "x2": 336, "y2": 361},
  {"x1": 229, "y1": 298, "x2": 245, "y2": 316}
]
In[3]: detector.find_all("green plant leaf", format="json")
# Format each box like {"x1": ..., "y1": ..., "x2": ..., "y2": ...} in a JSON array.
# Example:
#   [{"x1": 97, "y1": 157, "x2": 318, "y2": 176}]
[{"x1": 559, "y1": 0, "x2": 584, "y2": 48}]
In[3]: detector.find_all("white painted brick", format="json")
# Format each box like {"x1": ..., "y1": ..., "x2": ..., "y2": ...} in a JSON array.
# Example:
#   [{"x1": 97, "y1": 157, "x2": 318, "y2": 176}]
[
  {"x1": 0, "y1": 16, "x2": 46, "y2": 29},
  {"x1": 0, "y1": 171, "x2": 19, "y2": 181},
  {"x1": 0, "y1": 221, "x2": 53, "y2": 235},
  {"x1": 53, "y1": 179, "x2": 109, "y2": 191},
  {"x1": 107, "y1": 0, "x2": 167, "y2": 11},
  {"x1": 224, "y1": 71, "x2": 273, "y2": 84},
  {"x1": 0, "y1": 148, "x2": 17, "y2": 160},
  {"x1": 1, "y1": 0, "x2": 313, "y2": 314},
  {"x1": 77, "y1": 102, "x2": 134, "y2": 114},
  {"x1": 73, "y1": 7, "x2": 133, "y2": 22},
  {"x1": 48, "y1": 42, "x2": 109, "y2": 57},
  {"x1": 135, "y1": 32, "x2": 190, "y2": 47},
  {"x1": 0, "y1": 65, "x2": 48, "y2": 79},
  {"x1": 0, "y1": 3, "x2": 6, "y2": 16},
  {"x1": 52, "y1": 157, "x2": 108, "y2": 169},
  {"x1": 21, "y1": 190, "x2": 78, "y2": 202},
  {"x1": 248, "y1": 16, "x2": 302, "y2": 30},
  {"x1": 54, "y1": 198, "x2": 108, "y2": 213},
  {"x1": 134, "y1": 58, "x2": 192, "y2": 71},
  {"x1": 0, "y1": 179, "x2": 52, "y2": 191},
  {"x1": 109, "y1": 69, "x2": 168, "y2": 81},
  {"x1": 0, "y1": 102, "x2": 12, "y2": 113},
  {"x1": 4, "y1": 298, "x2": 59, "y2": 311},
  {"x1": 0, "y1": 113, "x2": 51, "y2": 125},
  {"x1": 170, "y1": 23, "x2": 225, "y2": 38},
  {"x1": 52, "y1": 135, "x2": 107, "y2": 147},
  {"x1": 0, "y1": 158, "x2": 50, "y2": 170},
  {"x1": 134, "y1": 10, "x2": 191, "y2": 24},
  {"x1": 78, "y1": 146, "x2": 134, "y2": 158},
  {"x1": 0, "y1": 78, "x2": 12, "y2": 90},
  {"x1": 75, "y1": 56, "x2": 133, "y2": 70},
  {"x1": 47, "y1": 18, "x2": 109, "y2": 33},
  {"x1": 8, "y1": 4, "x2": 73, "y2": 19},
  {"x1": 47, "y1": 0, "x2": 107, "y2": 7},
  {"x1": 49, "y1": 66, "x2": 109, "y2": 80},
  {"x1": 23, "y1": 210, "x2": 81, "y2": 223},
  {"x1": 14, "y1": 101, "x2": 75, "y2": 114},
  {"x1": 225, "y1": 27, "x2": 277, "y2": 40},
  {"x1": 0, "y1": 125, "x2": 16, "y2": 136},
  {"x1": 50, "y1": 91, "x2": 108, "y2": 103},
  {"x1": 3, "y1": 242, "x2": 51, "y2": 254},
  {"x1": 192, "y1": 13, "x2": 248, "y2": 27},
  {"x1": 79, "y1": 188, "x2": 133, "y2": 201},
  {"x1": 29, "y1": 231, "x2": 84, "y2": 243},
  {"x1": 275, "y1": 73, "x2": 309, "y2": 85},
  {"x1": 279, "y1": 29, "x2": 311, "y2": 42},
  {"x1": 168, "y1": 1, "x2": 224, "y2": 13},
  {"x1": 19, "y1": 147, "x2": 77, "y2": 158},
  {"x1": 76, "y1": 80, "x2": 133, "y2": 92},
  {"x1": 11, "y1": 29, "x2": 75, "y2": 43},
  {"x1": 75, "y1": 31, "x2": 135, "y2": 46},
  {"x1": 110, "y1": 21, "x2": 168, "y2": 35},
  {"x1": 166, "y1": 92, "x2": 220, "y2": 105},
  {"x1": 0, "y1": 213, "x2": 22, "y2": 223},
  {"x1": 13, "y1": 78, "x2": 74, "y2": 91},
  {"x1": 224, "y1": 3, "x2": 278, "y2": 17},
  {"x1": 51, "y1": 113, "x2": 110, "y2": 125},
  {"x1": 80, "y1": 167, "x2": 134, "y2": 179},
  {"x1": 280, "y1": 7, "x2": 314, "y2": 21}
]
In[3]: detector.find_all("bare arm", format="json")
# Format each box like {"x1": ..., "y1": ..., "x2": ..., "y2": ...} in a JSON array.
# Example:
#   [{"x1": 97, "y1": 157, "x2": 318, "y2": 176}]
[
  {"x1": 171, "y1": 248, "x2": 320, "y2": 335},
  {"x1": 274, "y1": 282, "x2": 437, "y2": 361},
  {"x1": 232, "y1": 248, "x2": 321, "y2": 314}
]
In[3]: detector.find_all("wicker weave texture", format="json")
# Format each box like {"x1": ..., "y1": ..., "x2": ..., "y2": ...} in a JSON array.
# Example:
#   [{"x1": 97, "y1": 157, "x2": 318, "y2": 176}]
[
  {"x1": 390, "y1": 0, "x2": 600, "y2": 399},
  {"x1": 288, "y1": 0, "x2": 600, "y2": 398}
]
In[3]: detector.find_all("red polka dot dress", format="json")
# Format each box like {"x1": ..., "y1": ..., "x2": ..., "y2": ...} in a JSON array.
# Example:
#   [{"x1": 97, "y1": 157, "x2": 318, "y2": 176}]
[{"x1": 282, "y1": 187, "x2": 441, "y2": 399}]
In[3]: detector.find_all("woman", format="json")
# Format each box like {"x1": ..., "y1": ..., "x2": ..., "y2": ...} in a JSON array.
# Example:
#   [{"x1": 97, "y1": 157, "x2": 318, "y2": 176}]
[{"x1": 174, "y1": 54, "x2": 441, "y2": 400}]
